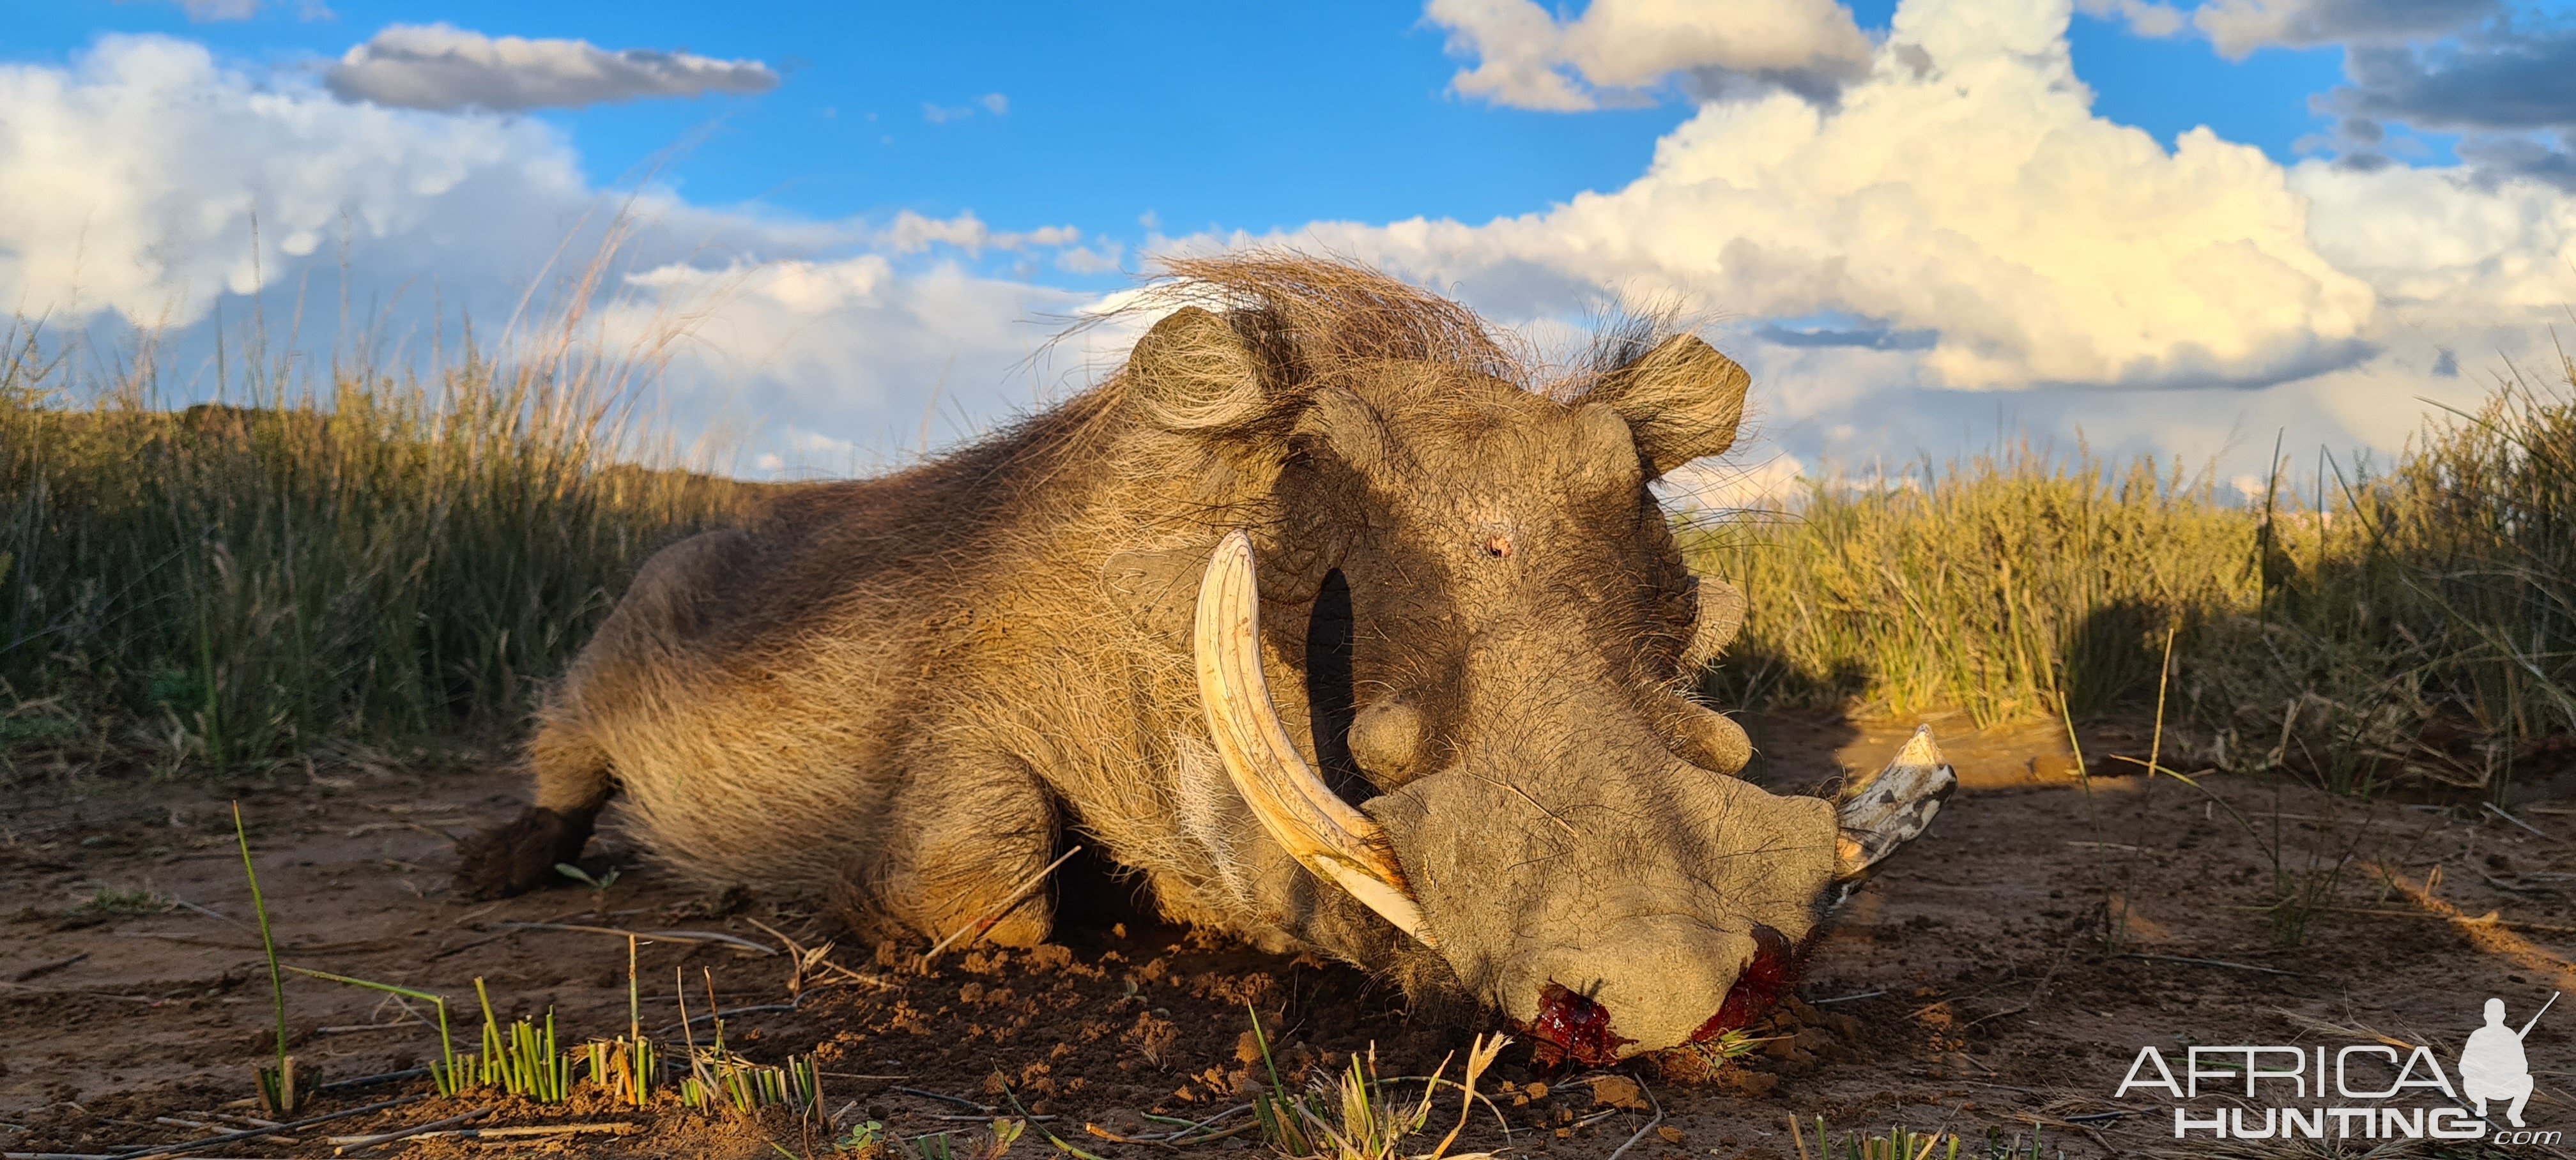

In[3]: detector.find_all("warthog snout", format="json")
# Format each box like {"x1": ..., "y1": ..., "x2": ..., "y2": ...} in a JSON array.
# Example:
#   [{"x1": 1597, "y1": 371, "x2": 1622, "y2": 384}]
[
  {"x1": 1365, "y1": 751, "x2": 1846, "y2": 1059},
  {"x1": 1196, "y1": 529, "x2": 1956, "y2": 1059}
]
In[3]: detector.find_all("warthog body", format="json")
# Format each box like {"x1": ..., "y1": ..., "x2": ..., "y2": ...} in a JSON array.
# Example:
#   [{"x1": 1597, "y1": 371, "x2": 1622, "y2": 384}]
[{"x1": 461, "y1": 256, "x2": 1951, "y2": 1060}]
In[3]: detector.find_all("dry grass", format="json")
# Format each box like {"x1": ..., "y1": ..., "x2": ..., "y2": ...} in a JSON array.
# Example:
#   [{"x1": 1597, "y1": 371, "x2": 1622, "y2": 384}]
[
  {"x1": 0, "y1": 303, "x2": 758, "y2": 774},
  {"x1": 1691, "y1": 446, "x2": 2253, "y2": 728},
  {"x1": 1689, "y1": 349, "x2": 2576, "y2": 798}
]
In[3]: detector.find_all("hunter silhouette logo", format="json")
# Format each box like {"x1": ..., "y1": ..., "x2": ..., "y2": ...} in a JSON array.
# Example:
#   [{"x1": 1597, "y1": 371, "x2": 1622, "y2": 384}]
[
  {"x1": 2462, "y1": 993, "x2": 2554, "y2": 1129},
  {"x1": 2113, "y1": 991, "x2": 2561, "y2": 1145}
]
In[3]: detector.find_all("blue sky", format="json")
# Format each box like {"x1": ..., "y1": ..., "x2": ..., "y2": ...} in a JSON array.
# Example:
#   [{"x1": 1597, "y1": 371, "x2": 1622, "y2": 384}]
[
  {"x1": 5, "y1": 0, "x2": 2575, "y2": 490},
  {"x1": 13, "y1": 1, "x2": 2373, "y2": 257},
  {"x1": 16, "y1": 2, "x2": 1705, "y2": 255}
]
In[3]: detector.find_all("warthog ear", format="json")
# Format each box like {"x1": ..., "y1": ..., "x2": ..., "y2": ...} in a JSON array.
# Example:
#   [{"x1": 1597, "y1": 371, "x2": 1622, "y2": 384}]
[
  {"x1": 1590, "y1": 333, "x2": 1751, "y2": 478},
  {"x1": 1125, "y1": 305, "x2": 1274, "y2": 432}
]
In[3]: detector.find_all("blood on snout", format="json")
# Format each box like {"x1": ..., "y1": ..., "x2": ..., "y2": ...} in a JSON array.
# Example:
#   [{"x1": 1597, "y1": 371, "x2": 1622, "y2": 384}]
[
  {"x1": 1517, "y1": 924, "x2": 1802, "y2": 1071},
  {"x1": 1524, "y1": 982, "x2": 1631, "y2": 1070},
  {"x1": 1690, "y1": 924, "x2": 1800, "y2": 1042}
]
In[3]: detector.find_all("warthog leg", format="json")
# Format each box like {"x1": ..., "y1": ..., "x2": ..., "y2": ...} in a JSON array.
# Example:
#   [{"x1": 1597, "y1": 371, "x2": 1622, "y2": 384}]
[{"x1": 828, "y1": 751, "x2": 1061, "y2": 950}]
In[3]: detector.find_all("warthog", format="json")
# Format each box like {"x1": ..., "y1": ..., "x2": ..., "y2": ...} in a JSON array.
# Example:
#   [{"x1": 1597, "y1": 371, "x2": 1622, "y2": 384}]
[{"x1": 459, "y1": 255, "x2": 1952, "y2": 1062}]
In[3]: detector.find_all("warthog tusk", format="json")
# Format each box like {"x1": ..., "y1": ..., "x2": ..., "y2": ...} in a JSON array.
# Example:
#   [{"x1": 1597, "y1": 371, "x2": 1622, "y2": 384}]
[
  {"x1": 1194, "y1": 530, "x2": 1433, "y2": 945},
  {"x1": 1834, "y1": 724, "x2": 1958, "y2": 880}
]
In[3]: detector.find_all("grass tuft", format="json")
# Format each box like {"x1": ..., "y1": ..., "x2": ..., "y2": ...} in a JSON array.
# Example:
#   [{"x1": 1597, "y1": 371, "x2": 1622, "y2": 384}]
[
  {"x1": 1243, "y1": 1005, "x2": 1501, "y2": 1160},
  {"x1": 78, "y1": 885, "x2": 172, "y2": 914}
]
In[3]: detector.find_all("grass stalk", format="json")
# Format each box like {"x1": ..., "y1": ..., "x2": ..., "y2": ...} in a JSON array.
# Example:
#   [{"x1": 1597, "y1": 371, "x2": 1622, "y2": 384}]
[
  {"x1": 231, "y1": 801, "x2": 296, "y2": 1114},
  {"x1": 284, "y1": 968, "x2": 456, "y2": 1095}
]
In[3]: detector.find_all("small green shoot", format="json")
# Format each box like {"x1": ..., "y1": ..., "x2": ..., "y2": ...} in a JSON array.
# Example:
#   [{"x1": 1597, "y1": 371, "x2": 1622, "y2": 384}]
[
  {"x1": 555, "y1": 861, "x2": 620, "y2": 894},
  {"x1": 463, "y1": 977, "x2": 574, "y2": 1101},
  {"x1": 232, "y1": 801, "x2": 300, "y2": 1116},
  {"x1": 1695, "y1": 1026, "x2": 1769, "y2": 1065}
]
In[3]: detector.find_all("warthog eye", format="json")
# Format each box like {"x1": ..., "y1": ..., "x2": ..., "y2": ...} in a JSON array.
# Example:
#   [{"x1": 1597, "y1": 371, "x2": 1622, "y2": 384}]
[{"x1": 1482, "y1": 535, "x2": 1514, "y2": 560}]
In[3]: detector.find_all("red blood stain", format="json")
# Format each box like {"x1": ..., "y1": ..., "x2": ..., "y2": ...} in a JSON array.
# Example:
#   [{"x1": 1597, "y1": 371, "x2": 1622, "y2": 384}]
[
  {"x1": 1690, "y1": 923, "x2": 1801, "y2": 1042},
  {"x1": 1522, "y1": 982, "x2": 1632, "y2": 1070},
  {"x1": 1515, "y1": 924, "x2": 1809, "y2": 1069}
]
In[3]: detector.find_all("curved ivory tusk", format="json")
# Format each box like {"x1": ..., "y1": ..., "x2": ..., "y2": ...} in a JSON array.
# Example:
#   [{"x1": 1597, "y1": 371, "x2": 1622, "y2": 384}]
[
  {"x1": 1833, "y1": 724, "x2": 1957, "y2": 880},
  {"x1": 1193, "y1": 530, "x2": 1434, "y2": 945}
]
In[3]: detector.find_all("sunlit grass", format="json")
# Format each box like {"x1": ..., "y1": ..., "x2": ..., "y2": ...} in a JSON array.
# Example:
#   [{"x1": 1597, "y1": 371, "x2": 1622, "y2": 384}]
[
  {"x1": 1689, "y1": 350, "x2": 2576, "y2": 797},
  {"x1": 0, "y1": 301, "x2": 756, "y2": 772}
]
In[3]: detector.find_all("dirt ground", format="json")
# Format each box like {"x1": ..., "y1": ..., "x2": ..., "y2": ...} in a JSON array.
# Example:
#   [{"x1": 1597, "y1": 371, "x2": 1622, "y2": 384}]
[{"x1": 8, "y1": 712, "x2": 2576, "y2": 1159}]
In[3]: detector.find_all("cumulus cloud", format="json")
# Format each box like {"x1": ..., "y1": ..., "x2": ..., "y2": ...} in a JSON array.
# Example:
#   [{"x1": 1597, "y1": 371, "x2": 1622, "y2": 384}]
[
  {"x1": 1310, "y1": 0, "x2": 2386, "y2": 390},
  {"x1": 1232, "y1": 0, "x2": 2574, "y2": 483},
  {"x1": 325, "y1": 23, "x2": 778, "y2": 112},
  {"x1": 0, "y1": 34, "x2": 1095, "y2": 474},
  {"x1": 0, "y1": 34, "x2": 592, "y2": 328},
  {"x1": 17, "y1": 4, "x2": 2576, "y2": 489},
  {"x1": 606, "y1": 257, "x2": 1110, "y2": 466},
  {"x1": 1427, "y1": 0, "x2": 1874, "y2": 109}
]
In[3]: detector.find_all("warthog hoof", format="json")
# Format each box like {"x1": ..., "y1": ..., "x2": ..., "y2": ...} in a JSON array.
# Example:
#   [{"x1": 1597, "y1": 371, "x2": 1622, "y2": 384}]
[{"x1": 453, "y1": 806, "x2": 594, "y2": 901}]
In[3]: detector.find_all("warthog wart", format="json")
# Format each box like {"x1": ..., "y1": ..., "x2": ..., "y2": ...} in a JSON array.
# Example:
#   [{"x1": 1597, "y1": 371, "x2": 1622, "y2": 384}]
[{"x1": 458, "y1": 254, "x2": 1953, "y2": 1062}]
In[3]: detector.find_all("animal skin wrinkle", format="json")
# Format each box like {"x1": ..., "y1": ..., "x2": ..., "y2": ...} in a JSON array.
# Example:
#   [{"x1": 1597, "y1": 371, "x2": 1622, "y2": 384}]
[{"x1": 1473, "y1": 770, "x2": 1581, "y2": 837}]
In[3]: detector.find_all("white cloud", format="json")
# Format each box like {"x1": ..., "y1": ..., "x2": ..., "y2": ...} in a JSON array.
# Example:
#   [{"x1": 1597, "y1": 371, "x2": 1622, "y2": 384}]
[
  {"x1": 1261, "y1": 0, "x2": 2573, "y2": 482},
  {"x1": 1055, "y1": 242, "x2": 1126, "y2": 275},
  {"x1": 15, "y1": 6, "x2": 2576, "y2": 492},
  {"x1": 875, "y1": 211, "x2": 1081, "y2": 256},
  {"x1": 0, "y1": 34, "x2": 1101, "y2": 475},
  {"x1": 1659, "y1": 451, "x2": 1809, "y2": 512},
  {"x1": 923, "y1": 93, "x2": 1008, "y2": 123},
  {"x1": 1427, "y1": 0, "x2": 1874, "y2": 110},
  {"x1": 325, "y1": 23, "x2": 778, "y2": 112},
  {"x1": 0, "y1": 34, "x2": 589, "y2": 328},
  {"x1": 603, "y1": 257, "x2": 1112, "y2": 468},
  {"x1": 1310, "y1": 0, "x2": 2387, "y2": 392}
]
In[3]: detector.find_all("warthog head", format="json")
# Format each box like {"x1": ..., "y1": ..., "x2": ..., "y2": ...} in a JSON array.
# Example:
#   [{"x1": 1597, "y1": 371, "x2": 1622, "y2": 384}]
[{"x1": 1115, "y1": 259, "x2": 1942, "y2": 1062}]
